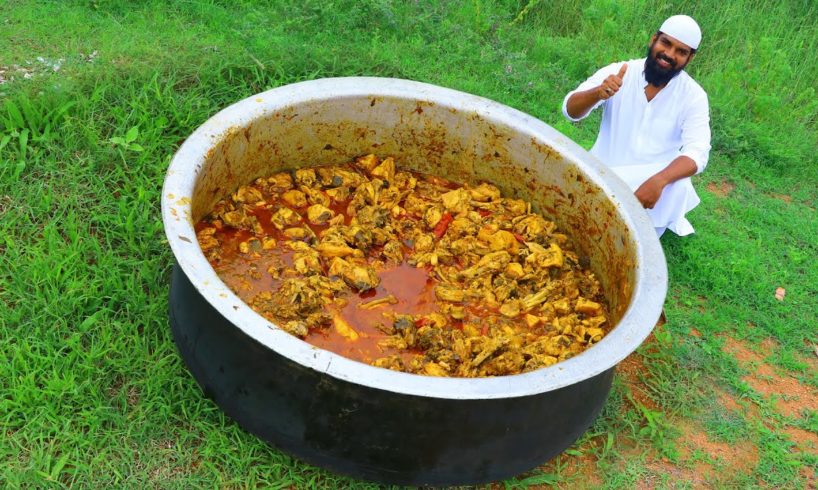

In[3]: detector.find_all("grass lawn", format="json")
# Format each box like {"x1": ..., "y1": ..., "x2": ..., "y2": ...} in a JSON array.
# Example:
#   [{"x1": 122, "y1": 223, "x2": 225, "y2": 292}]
[{"x1": 1, "y1": 0, "x2": 816, "y2": 488}]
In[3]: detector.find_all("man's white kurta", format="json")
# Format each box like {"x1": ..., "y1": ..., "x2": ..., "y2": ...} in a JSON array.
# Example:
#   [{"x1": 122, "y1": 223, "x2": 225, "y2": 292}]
[{"x1": 562, "y1": 58, "x2": 711, "y2": 236}]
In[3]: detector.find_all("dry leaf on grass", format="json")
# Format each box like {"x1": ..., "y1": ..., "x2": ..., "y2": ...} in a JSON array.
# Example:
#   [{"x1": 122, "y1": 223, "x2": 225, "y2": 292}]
[{"x1": 774, "y1": 287, "x2": 786, "y2": 301}]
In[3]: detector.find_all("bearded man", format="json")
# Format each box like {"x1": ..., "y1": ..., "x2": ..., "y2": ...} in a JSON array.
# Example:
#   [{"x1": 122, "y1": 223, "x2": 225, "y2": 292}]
[{"x1": 563, "y1": 15, "x2": 711, "y2": 237}]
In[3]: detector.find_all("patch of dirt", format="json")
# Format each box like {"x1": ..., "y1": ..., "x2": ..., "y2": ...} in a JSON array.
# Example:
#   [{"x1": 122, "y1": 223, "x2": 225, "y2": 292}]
[
  {"x1": 677, "y1": 421, "x2": 759, "y2": 472},
  {"x1": 767, "y1": 192, "x2": 792, "y2": 204},
  {"x1": 800, "y1": 341, "x2": 818, "y2": 373},
  {"x1": 639, "y1": 456, "x2": 711, "y2": 489},
  {"x1": 714, "y1": 388, "x2": 765, "y2": 429},
  {"x1": 722, "y1": 337, "x2": 818, "y2": 420},
  {"x1": 536, "y1": 451, "x2": 604, "y2": 489},
  {"x1": 617, "y1": 346, "x2": 660, "y2": 412},
  {"x1": 715, "y1": 388, "x2": 742, "y2": 412},
  {"x1": 706, "y1": 180, "x2": 735, "y2": 198},
  {"x1": 631, "y1": 420, "x2": 759, "y2": 489},
  {"x1": 783, "y1": 426, "x2": 818, "y2": 452},
  {"x1": 800, "y1": 465, "x2": 815, "y2": 486},
  {"x1": 689, "y1": 327, "x2": 702, "y2": 338}
]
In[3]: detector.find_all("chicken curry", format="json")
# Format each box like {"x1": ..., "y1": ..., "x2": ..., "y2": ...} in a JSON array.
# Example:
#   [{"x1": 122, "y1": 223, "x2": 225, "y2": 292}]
[{"x1": 195, "y1": 154, "x2": 610, "y2": 377}]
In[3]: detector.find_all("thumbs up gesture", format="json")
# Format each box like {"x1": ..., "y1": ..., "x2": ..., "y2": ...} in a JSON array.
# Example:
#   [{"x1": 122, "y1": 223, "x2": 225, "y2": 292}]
[{"x1": 597, "y1": 63, "x2": 628, "y2": 100}]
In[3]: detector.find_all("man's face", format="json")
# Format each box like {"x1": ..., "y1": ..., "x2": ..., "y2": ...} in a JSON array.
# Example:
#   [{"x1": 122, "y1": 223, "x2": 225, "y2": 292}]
[{"x1": 644, "y1": 33, "x2": 695, "y2": 87}]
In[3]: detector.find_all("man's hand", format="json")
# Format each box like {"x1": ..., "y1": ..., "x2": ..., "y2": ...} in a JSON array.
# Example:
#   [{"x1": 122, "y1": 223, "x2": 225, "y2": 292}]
[
  {"x1": 634, "y1": 157, "x2": 699, "y2": 209},
  {"x1": 565, "y1": 63, "x2": 628, "y2": 119},
  {"x1": 597, "y1": 64, "x2": 627, "y2": 100},
  {"x1": 634, "y1": 174, "x2": 667, "y2": 209}
]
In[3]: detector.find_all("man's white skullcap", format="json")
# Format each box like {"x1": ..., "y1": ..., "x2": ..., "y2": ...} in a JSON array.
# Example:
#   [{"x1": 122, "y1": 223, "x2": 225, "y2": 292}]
[{"x1": 659, "y1": 15, "x2": 701, "y2": 50}]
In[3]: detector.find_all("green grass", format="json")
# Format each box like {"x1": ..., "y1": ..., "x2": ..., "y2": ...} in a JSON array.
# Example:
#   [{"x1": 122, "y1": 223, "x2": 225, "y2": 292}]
[{"x1": 1, "y1": 0, "x2": 816, "y2": 488}]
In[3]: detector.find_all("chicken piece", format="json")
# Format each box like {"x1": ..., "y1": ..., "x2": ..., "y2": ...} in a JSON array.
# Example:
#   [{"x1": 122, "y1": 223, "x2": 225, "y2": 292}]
[
  {"x1": 575, "y1": 297, "x2": 603, "y2": 316},
  {"x1": 468, "y1": 182, "x2": 501, "y2": 202},
  {"x1": 251, "y1": 278, "x2": 326, "y2": 322},
  {"x1": 480, "y1": 350, "x2": 526, "y2": 376},
  {"x1": 371, "y1": 156, "x2": 396, "y2": 182},
  {"x1": 344, "y1": 226, "x2": 375, "y2": 250},
  {"x1": 442, "y1": 303, "x2": 466, "y2": 320},
  {"x1": 520, "y1": 289, "x2": 549, "y2": 311},
  {"x1": 416, "y1": 326, "x2": 446, "y2": 350},
  {"x1": 499, "y1": 300, "x2": 521, "y2": 318},
  {"x1": 461, "y1": 251, "x2": 511, "y2": 279},
  {"x1": 447, "y1": 216, "x2": 479, "y2": 238},
  {"x1": 329, "y1": 258, "x2": 380, "y2": 292},
  {"x1": 356, "y1": 205, "x2": 389, "y2": 228},
  {"x1": 505, "y1": 262, "x2": 524, "y2": 279},
  {"x1": 382, "y1": 240, "x2": 404, "y2": 263},
  {"x1": 289, "y1": 243, "x2": 321, "y2": 275},
  {"x1": 372, "y1": 355, "x2": 405, "y2": 372},
  {"x1": 307, "y1": 204, "x2": 335, "y2": 225},
  {"x1": 267, "y1": 172, "x2": 294, "y2": 192},
  {"x1": 197, "y1": 227, "x2": 220, "y2": 251},
  {"x1": 238, "y1": 237, "x2": 261, "y2": 254},
  {"x1": 493, "y1": 277, "x2": 518, "y2": 303},
  {"x1": 525, "y1": 314, "x2": 541, "y2": 328},
  {"x1": 423, "y1": 206, "x2": 444, "y2": 230},
  {"x1": 317, "y1": 166, "x2": 366, "y2": 188},
  {"x1": 583, "y1": 315, "x2": 607, "y2": 330},
  {"x1": 281, "y1": 320, "x2": 309, "y2": 338},
  {"x1": 413, "y1": 233, "x2": 435, "y2": 253},
  {"x1": 551, "y1": 297, "x2": 571, "y2": 315},
  {"x1": 403, "y1": 192, "x2": 432, "y2": 217},
  {"x1": 262, "y1": 237, "x2": 277, "y2": 250},
  {"x1": 315, "y1": 241, "x2": 360, "y2": 258},
  {"x1": 479, "y1": 228, "x2": 519, "y2": 254},
  {"x1": 359, "y1": 294, "x2": 398, "y2": 310},
  {"x1": 355, "y1": 153, "x2": 380, "y2": 173},
  {"x1": 513, "y1": 214, "x2": 555, "y2": 241},
  {"x1": 584, "y1": 327, "x2": 605, "y2": 342},
  {"x1": 435, "y1": 284, "x2": 465, "y2": 303},
  {"x1": 232, "y1": 185, "x2": 264, "y2": 204},
  {"x1": 378, "y1": 186, "x2": 403, "y2": 209},
  {"x1": 221, "y1": 209, "x2": 252, "y2": 229},
  {"x1": 418, "y1": 312, "x2": 448, "y2": 329},
  {"x1": 325, "y1": 186, "x2": 351, "y2": 202},
  {"x1": 294, "y1": 168, "x2": 317, "y2": 187},
  {"x1": 283, "y1": 227, "x2": 312, "y2": 240},
  {"x1": 281, "y1": 189, "x2": 308, "y2": 208},
  {"x1": 445, "y1": 236, "x2": 472, "y2": 257},
  {"x1": 353, "y1": 181, "x2": 381, "y2": 207},
  {"x1": 333, "y1": 314, "x2": 360, "y2": 341},
  {"x1": 440, "y1": 188, "x2": 471, "y2": 214},
  {"x1": 525, "y1": 242, "x2": 564, "y2": 269},
  {"x1": 327, "y1": 256, "x2": 350, "y2": 277},
  {"x1": 422, "y1": 362, "x2": 449, "y2": 377},
  {"x1": 523, "y1": 355, "x2": 559, "y2": 371},
  {"x1": 470, "y1": 336, "x2": 507, "y2": 367},
  {"x1": 270, "y1": 207, "x2": 301, "y2": 230},
  {"x1": 392, "y1": 171, "x2": 417, "y2": 191},
  {"x1": 503, "y1": 198, "x2": 528, "y2": 215},
  {"x1": 300, "y1": 186, "x2": 331, "y2": 207}
]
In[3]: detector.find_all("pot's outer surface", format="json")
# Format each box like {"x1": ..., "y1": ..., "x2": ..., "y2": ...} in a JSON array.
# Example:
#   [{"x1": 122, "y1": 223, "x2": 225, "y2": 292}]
[{"x1": 162, "y1": 77, "x2": 667, "y2": 484}]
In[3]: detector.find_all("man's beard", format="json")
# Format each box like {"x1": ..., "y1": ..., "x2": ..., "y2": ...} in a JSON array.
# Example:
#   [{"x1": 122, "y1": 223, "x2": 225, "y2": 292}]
[{"x1": 644, "y1": 44, "x2": 685, "y2": 87}]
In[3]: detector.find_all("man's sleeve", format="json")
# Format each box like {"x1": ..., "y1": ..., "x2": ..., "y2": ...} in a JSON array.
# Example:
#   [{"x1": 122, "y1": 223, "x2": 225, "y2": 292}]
[
  {"x1": 561, "y1": 62, "x2": 621, "y2": 122},
  {"x1": 679, "y1": 90, "x2": 711, "y2": 174}
]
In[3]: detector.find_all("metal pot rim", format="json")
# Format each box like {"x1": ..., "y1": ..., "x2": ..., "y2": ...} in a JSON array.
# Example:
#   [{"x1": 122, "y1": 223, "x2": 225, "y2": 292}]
[{"x1": 161, "y1": 76, "x2": 667, "y2": 400}]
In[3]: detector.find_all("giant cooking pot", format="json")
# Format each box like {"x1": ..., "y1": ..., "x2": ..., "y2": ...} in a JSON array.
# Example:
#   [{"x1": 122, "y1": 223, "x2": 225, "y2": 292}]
[{"x1": 161, "y1": 77, "x2": 666, "y2": 485}]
